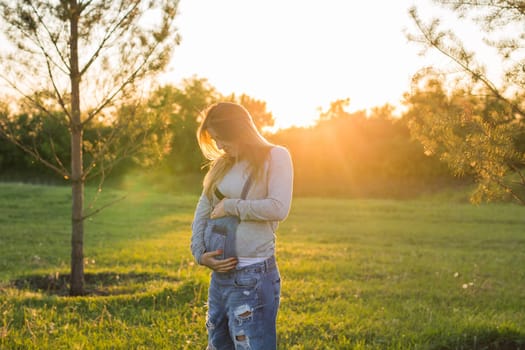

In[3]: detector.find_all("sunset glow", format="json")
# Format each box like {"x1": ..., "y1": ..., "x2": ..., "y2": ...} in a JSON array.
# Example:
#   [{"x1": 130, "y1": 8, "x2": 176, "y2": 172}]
[
  {"x1": 0, "y1": 1, "x2": 497, "y2": 130},
  {"x1": 161, "y1": 0, "x2": 492, "y2": 130}
]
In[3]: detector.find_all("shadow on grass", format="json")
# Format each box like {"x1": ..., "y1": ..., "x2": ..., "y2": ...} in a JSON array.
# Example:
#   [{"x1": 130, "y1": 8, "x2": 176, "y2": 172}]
[
  {"x1": 428, "y1": 327, "x2": 525, "y2": 350},
  {"x1": 9, "y1": 272, "x2": 181, "y2": 297}
]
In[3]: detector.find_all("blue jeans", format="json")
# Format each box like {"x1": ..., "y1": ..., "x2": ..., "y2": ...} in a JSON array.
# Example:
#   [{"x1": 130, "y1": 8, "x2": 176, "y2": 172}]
[{"x1": 206, "y1": 256, "x2": 281, "y2": 350}]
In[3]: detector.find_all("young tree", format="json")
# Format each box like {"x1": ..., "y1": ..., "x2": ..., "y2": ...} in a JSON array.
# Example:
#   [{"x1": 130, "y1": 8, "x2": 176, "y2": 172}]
[
  {"x1": 0, "y1": 0, "x2": 180, "y2": 295},
  {"x1": 406, "y1": 1, "x2": 525, "y2": 204}
]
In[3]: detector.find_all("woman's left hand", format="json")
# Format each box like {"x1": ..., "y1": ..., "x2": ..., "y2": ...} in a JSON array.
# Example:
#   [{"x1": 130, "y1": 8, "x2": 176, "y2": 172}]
[{"x1": 210, "y1": 199, "x2": 226, "y2": 219}]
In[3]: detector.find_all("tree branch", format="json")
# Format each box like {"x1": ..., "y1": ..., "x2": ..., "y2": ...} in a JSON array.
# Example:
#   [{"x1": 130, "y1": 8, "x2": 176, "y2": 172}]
[
  {"x1": 49, "y1": 136, "x2": 69, "y2": 175},
  {"x1": 0, "y1": 129, "x2": 69, "y2": 178},
  {"x1": 509, "y1": 162, "x2": 525, "y2": 186},
  {"x1": 82, "y1": 194, "x2": 127, "y2": 221},
  {"x1": 409, "y1": 8, "x2": 525, "y2": 119},
  {"x1": 82, "y1": 124, "x2": 121, "y2": 179},
  {"x1": 27, "y1": 1, "x2": 70, "y2": 74},
  {"x1": 79, "y1": 2, "x2": 141, "y2": 77},
  {"x1": 43, "y1": 50, "x2": 71, "y2": 122},
  {"x1": 81, "y1": 43, "x2": 159, "y2": 127},
  {"x1": 0, "y1": 75, "x2": 56, "y2": 119}
]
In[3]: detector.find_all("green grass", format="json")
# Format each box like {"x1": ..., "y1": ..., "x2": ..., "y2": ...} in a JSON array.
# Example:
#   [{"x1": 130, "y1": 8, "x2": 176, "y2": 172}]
[{"x1": 0, "y1": 182, "x2": 524, "y2": 349}]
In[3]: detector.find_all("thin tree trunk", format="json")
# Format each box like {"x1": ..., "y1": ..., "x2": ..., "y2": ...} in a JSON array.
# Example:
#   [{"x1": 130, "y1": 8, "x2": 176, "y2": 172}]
[{"x1": 69, "y1": 0, "x2": 84, "y2": 296}]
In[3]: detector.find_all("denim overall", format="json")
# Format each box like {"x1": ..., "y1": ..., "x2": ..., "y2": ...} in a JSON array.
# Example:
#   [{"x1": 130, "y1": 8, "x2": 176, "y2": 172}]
[{"x1": 206, "y1": 256, "x2": 281, "y2": 350}]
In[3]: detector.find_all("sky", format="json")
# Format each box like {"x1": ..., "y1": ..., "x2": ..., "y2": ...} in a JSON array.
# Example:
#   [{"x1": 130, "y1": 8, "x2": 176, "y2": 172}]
[
  {"x1": 0, "y1": 1, "x2": 499, "y2": 131},
  {"x1": 159, "y1": 0, "x2": 497, "y2": 130}
]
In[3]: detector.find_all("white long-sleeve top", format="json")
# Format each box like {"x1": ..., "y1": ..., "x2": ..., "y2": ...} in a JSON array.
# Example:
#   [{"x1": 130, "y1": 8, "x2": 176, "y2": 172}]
[{"x1": 190, "y1": 146, "x2": 294, "y2": 264}]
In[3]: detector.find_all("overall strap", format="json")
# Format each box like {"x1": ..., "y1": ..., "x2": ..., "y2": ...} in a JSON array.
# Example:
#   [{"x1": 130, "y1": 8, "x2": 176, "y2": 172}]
[
  {"x1": 240, "y1": 173, "x2": 253, "y2": 200},
  {"x1": 213, "y1": 172, "x2": 253, "y2": 201}
]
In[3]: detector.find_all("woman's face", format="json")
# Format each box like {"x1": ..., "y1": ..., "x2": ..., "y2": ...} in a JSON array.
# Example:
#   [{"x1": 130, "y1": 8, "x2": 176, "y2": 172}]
[{"x1": 208, "y1": 127, "x2": 239, "y2": 157}]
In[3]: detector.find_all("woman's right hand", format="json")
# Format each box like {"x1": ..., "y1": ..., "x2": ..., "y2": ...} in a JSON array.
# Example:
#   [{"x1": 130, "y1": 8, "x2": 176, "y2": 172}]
[{"x1": 200, "y1": 250, "x2": 238, "y2": 272}]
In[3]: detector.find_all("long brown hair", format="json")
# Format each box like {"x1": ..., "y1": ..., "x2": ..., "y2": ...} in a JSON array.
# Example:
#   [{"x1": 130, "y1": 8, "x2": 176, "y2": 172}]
[{"x1": 197, "y1": 102, "x2": 272, "y2": 198}]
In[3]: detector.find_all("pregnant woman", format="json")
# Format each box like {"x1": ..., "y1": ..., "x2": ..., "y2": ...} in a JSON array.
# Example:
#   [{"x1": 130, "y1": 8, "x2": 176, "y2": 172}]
[{"x1": 191, "y1": 102, "x2": 293, "y2": 350}]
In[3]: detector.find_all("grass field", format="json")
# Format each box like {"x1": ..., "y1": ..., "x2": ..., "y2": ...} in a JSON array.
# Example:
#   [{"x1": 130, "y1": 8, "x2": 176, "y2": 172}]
[{"x1": 0, "y1": 182, "x2": 524, "y2": 349}]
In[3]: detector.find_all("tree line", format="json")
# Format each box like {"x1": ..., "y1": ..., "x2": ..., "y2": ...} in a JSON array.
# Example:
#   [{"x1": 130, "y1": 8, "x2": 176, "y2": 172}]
[
  {"x1": 4, "y1": 72, "x2": 524, "y2": 202},
  {"x1": 2, "y1": 76, "x2": 470, "y2": 198}
]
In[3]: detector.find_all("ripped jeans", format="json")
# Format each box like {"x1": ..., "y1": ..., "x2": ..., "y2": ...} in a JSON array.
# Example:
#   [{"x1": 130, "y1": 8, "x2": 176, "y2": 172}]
[{"x1": 206, "y1": 256, "x2": 281, "y2": 350}]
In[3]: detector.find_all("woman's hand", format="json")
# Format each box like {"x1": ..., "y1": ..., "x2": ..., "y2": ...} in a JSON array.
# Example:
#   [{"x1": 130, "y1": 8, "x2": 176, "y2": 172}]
[
  {"x1": 200, "y1": 250, "x2": 238, "y2": 272},
  {"x1": 210, "y1": 199, "x2": 226, "y2": 219}
]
